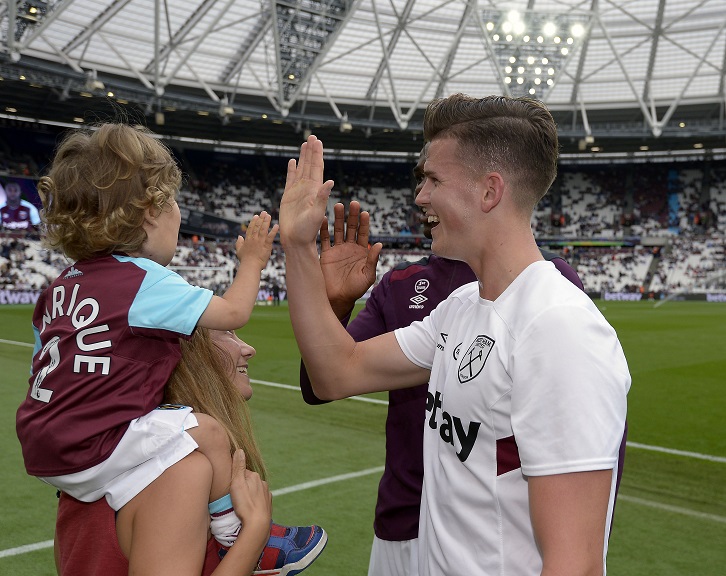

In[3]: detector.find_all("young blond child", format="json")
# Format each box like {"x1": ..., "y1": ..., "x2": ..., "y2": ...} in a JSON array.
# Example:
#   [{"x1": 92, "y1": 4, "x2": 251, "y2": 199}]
[{"x1": 16, "y1": 124, "x2": 325, "y2": 574}]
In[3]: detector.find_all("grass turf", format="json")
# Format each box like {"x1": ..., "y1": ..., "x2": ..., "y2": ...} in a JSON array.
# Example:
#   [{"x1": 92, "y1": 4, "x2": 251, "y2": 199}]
[{"x1": 1, "y1": 300, "x2": 724, "y2": 574}]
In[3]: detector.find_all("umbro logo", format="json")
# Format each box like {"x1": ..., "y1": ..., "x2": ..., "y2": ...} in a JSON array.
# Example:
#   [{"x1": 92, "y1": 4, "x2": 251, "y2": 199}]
[
  {"x1": 410, "y1": 294, "x2": 427, "y2": 305},
  {"x1": 437, "y1": 333, "x2": 447, "y2": 351},
  {"x1": 63, "y1": 266, "x2": 83, "y2": 279}
]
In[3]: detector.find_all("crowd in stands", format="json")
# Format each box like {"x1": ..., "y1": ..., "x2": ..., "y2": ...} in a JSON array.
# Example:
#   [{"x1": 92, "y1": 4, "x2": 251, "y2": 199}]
[{"x1": 1, "y1": 125, "x2": 724, "y2": 299}]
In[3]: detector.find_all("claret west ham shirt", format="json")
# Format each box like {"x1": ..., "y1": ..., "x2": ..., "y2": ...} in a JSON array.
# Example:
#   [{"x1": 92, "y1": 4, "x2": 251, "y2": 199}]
[{"x1": 16, "y1": 254, "x2": 212, "y2": 476}]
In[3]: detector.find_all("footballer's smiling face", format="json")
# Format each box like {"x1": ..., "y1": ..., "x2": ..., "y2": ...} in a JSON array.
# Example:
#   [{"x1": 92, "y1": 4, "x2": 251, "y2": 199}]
[
  {"x1": 415, "y1": 137, "x2": 482, "y2": 261},
  {"x1": 412, "y1": 145, "x2": 433, "y2": 239}
]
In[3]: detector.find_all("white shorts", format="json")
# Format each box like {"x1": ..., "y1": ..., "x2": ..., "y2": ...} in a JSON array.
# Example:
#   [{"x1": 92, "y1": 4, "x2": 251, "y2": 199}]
[
  {"x1": 367, "y1": 535, "x2": 419, "y2": 576},
  {"x1": 41, "y1": 405, "x2": 199, "y2": 510}
]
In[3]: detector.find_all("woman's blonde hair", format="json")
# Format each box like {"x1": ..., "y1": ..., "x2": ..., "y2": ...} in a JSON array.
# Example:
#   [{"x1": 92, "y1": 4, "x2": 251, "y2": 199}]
[
  {"x1": 38, "y1": 123, "x2": 182, "y2": 262},
  {"x1": 164, "y1": 328, "x2": 267, "y2": 479}
]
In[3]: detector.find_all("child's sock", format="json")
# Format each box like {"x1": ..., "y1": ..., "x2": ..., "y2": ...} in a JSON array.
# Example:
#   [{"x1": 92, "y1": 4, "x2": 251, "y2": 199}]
[{"x1": 209, "y1": 494, "x2": 241, "y2": 548}]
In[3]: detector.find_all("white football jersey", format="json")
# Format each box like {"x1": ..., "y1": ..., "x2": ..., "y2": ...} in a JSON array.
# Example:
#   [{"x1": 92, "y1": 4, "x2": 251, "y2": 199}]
[{"x1": 395, "y1": 260, "x2": 630, "y2": 576}]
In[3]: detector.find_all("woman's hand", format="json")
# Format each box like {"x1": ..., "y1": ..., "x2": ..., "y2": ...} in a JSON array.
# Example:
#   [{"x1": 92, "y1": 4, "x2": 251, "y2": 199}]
[{"x1": 229, "y1": 449, "x2": 272, "y2": 535}]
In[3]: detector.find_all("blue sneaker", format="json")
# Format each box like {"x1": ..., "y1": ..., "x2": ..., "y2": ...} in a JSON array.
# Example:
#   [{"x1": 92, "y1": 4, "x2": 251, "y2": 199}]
[{"x1": 253, "y1": 523, "x2": 328, "y2": 576}]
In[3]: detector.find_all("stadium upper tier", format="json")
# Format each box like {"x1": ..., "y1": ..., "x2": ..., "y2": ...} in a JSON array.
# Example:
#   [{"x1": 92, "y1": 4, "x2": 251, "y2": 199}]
[{"x1": 1, "y1": 127, "x2": 724, "y2": 297}]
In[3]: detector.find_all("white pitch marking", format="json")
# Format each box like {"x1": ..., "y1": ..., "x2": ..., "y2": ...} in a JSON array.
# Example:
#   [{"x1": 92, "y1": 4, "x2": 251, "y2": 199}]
[{"x1": 618, "y1": 495, "x2": 726, "y2": 524}]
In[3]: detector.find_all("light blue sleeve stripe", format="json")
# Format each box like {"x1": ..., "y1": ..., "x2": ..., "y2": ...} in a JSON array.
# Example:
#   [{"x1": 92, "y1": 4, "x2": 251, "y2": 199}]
[
  {"x1": 30, "y1": 324, "x2": 41, "y2": 375},
  {"x1": 115, "y1": 255, "x2": 214, "y2": 336},
  {"x1": 209, "y1": 493, "x2": 233, "y2": 514}
]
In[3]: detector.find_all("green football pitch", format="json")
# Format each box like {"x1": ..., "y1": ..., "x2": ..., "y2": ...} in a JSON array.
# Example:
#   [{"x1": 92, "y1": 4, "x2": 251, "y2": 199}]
[{"x1": 1, "y1": 301, "x2": 724, "y2": 575}]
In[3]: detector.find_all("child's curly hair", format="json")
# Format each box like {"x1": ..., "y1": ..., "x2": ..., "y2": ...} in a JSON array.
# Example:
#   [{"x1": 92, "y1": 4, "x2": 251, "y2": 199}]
[{"x1": 38, "y1": 123, "x2": 182, "y2": 261}]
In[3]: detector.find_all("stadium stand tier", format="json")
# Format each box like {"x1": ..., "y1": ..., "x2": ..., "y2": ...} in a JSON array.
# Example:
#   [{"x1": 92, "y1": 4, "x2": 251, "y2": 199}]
[{"x1": 1, "y1": 129, "x2": 724, "y2": 299}]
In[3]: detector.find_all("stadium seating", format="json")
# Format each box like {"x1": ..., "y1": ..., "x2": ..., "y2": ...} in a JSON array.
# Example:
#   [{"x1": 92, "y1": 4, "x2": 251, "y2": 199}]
[{"x1": 1, "y1": 137, "x2": 724, "y2": 298}]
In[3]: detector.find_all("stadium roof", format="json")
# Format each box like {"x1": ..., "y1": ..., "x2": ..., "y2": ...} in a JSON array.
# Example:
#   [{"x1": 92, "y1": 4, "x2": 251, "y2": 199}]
[{"x1": 1, "y1": 0, "x2": 726, "y2": 156}]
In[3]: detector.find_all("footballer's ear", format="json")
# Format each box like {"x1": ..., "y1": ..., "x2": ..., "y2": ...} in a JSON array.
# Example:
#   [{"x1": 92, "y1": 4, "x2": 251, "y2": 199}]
[{"x1": 480, "y1": 172, "x2": 504, "y2": 213}]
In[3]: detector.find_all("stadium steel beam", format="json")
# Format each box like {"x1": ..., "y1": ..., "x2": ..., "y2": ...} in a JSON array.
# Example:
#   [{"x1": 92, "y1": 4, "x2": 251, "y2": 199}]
[
  {"x1": 596, "y1": 12, "x2": 656, "y2": 134},
  {"x1": 370, "y1": 0, "x2": 403, "y2": 126},
  {"x1": 154, "y1": 0, "x2": 160, "y2": 93},
  {"x1": 434, "y1": 0, "x2": 476, "y2": 100},
  {"x1": 269, "y1": 0, "x2": 286, "y2": 109},
  {"x1": 98, "y1": 32, "x2": 155, "y2": 91},
  {"x1": 272, "y1": 0, "x2": 362, "y2": 114},
  {"x1": 642, "y1": 0, "x2": 665, "y2": 106},
  {"x1": 41, "y1": 38, "x2": 83, "y2": 73},
  {"x1": 158, "y1": 0, "x2": 236, "y2": 96},
  {"x1": 143, "y1": 0, "x2": 219, "y2": 76},
  {"x1": 62, "y1": 0, "x2": 132, "y2": 54},
  {"x1": 364, "y1": 0, "x2": 416, "y2": 100},
  {"x1": 542, "y1": 13, "x2": 593, "y2": 107},
  {"x1": 18, "y1": 0, "x2": 76, "y2": 51},
  {"x1": 5, "y1": 0, "x2": 17, "y2": 57},
  {"x1": 656, "y1": 17, "x2": 726, "y2": 135},
  {"x1": 471, "y1": 6, "x2": 511, "y2": 97},
  {"x1": 221, "y1": 10, "x2": 272, "y2": 84},
  {"x1": 568, "y1": 0, "x2": 597, "y2": 109}
]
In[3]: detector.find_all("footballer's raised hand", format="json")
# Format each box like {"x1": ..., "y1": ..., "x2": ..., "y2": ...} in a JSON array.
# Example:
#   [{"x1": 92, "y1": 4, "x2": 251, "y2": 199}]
[
  {"x1": 319, "y1": 201, "x2": 382, "y2": 317},
  {"x1": 280, "y1": 135, "x2": 334, "y2": 248}
]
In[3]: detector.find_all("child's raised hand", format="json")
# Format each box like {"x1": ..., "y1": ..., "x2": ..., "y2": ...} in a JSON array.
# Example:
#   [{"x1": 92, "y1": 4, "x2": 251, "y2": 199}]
[{"x1": 236, "y1": 211, "x2": 279, "y2": 269}]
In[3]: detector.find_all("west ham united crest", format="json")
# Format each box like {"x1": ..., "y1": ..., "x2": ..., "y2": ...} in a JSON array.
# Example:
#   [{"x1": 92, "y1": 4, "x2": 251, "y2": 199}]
[{"x1": 458, "y1": 335, "x2": 495, "y2": 383}]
